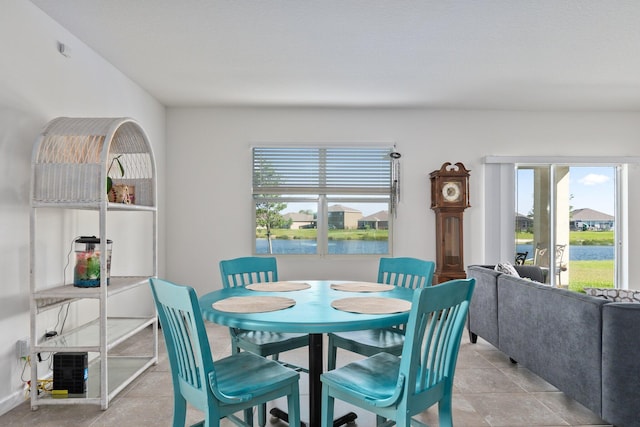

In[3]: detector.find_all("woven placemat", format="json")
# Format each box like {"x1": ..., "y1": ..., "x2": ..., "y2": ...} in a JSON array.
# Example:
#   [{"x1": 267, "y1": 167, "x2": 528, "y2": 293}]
[
  {"x1": 331, "y1": 297, "x2": 411, "y2": 314},
  {"x1": 212, "y1": 296, "x2": 296, "y2": 313},
  {"x1": 330, "y1": 282, "x2": 395, "y2": 292},
  {"x1": 246, "y1": 281, "x2": 311, "y2": 292}
]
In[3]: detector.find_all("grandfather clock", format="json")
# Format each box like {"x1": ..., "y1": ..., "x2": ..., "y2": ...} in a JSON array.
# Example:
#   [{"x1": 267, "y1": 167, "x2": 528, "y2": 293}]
[{"x1": 430, "y1": 162, "x2": 471, "y2": 284}]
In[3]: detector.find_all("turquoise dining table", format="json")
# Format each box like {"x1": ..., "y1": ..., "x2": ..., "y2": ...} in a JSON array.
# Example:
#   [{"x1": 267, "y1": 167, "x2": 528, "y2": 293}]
[{"x1": 199, "y1": 280, "x2": 415, "y2": 427}]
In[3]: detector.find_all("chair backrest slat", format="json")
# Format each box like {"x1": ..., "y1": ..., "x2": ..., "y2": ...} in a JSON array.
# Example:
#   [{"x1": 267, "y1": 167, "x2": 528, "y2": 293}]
[
  {"x1": 220, "y1": 256, "x2": 278, "y2": 288},
  {"x1": 377, "y1": 257, "x2": 435, "y2": 332},
  {"x1": 400, "y1": 279, "x2": 475, "y2": 405},
  {"x1": 377, "y1": 257, "x2": 435, "y2": 289},
  {"x1": 170, "y1": 309, "x2": 200, "y2": 386},
  {"x1": 150, "y1": 278, "x2": 214, "y2": 394}
]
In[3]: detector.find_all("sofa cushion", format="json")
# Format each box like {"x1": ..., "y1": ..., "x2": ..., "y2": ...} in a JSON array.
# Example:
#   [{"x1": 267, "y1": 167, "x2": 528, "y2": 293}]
[
  {"x1": 472, "y1": 264, "x2": 544, "y2": 283},
  {"x1": 497, "y1": 275, "x2": 607, "y2": 414},
  {"x1": 466, "y1": 265, "x2": 500, "y2": 348},
  {"x1": 513, "y1": 265, "x2": 546, "y2": 283}
]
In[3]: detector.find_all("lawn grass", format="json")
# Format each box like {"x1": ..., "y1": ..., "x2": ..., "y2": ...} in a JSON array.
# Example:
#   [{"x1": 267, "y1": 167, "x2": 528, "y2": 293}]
[
  {"x1": 256, "y1": 228, "x2": 388, "y2": 240},
  {"x1": 567, "y1": 260, "x2": 614, "y2": 292},
  {"x1": 569, "y1": 231, "x2": 614, "y2": 245},
  {"x1": 256, "y1": 229, "x2": 318, "y2": 239}
]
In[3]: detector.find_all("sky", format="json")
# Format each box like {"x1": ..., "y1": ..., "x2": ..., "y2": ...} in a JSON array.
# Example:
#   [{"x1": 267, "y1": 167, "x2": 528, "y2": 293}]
[{"x1": 517, "y1": 166, "x2": 615, "y2": 217}]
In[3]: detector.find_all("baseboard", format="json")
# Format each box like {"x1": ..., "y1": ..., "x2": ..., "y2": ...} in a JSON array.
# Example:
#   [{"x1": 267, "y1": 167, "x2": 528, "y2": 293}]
[{"x1": 0, "y1": 385, "x2": 29, "y2": 417}]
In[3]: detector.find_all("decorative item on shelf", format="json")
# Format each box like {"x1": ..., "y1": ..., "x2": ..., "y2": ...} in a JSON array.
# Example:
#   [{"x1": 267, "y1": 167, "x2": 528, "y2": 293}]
[
  {"x1": 108, "y1": 184, "x2": 134, "y2": 204},
  {"x1": 429, "y1": 162, "x2": 471, "y2": 284},
  {"x1": 106, "y1": 154, "x2": 134, "y2": 204},
  {"x1": 73, "y1": 236, "x2": 112, "y2": 288},
  {"x1": 106, "y1": 154, "x2": 124, "y2": 194}
]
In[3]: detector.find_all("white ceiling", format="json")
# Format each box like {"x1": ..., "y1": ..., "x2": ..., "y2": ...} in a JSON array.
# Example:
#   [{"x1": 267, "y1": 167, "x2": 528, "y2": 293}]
[{"x1": 30, "y1": 0, "x2": 640, "y2": 110}]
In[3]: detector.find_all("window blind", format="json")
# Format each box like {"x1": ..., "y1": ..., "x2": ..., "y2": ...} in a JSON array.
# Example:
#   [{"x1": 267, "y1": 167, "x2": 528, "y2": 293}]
[{"x1": 252, "y1": 147, "x2": 393, "y2": 196}]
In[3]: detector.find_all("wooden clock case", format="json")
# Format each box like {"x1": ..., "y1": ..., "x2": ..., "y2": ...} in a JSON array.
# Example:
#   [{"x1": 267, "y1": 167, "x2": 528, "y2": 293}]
[{"x1": 429, "y1": 162, "x2": 470, "y2": 284}]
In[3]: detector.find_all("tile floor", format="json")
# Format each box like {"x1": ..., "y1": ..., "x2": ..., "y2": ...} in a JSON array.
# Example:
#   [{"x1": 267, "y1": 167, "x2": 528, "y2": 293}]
[{"x1": 0, "y1": 323, "x2": 612, "y2": 427}]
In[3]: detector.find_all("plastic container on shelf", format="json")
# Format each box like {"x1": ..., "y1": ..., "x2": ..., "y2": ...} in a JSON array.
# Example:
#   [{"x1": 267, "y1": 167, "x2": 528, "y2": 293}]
[{"x1": 74, "y1": 236, "x2": 112, "y2": 287}]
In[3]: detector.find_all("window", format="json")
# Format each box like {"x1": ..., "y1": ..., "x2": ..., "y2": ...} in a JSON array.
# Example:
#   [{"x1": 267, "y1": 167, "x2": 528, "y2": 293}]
[{"x1": 253, "y1": 147, "x2": 396, "y2": 255}]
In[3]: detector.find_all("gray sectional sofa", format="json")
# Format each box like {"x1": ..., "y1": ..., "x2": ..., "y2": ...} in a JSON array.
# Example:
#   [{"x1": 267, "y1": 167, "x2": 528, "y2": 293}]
[{"x1": 467, "y1": 264, "x2": 640, "y2": 427}]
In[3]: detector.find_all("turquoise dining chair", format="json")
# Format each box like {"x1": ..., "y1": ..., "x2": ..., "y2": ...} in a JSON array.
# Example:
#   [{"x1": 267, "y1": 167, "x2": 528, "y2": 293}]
[
  {"x1": 219, "y1": 257, "x2": 308, "y2": 426},
  {"x1": 149, "y1": 277, "x2": 300, "y2": 427},
  {"x1": 327, "y1": 257, "x2": 435, "y2": 371},
  {"x1": 219, "y1": 257, "x2": 309, "y2": 362},
  {"x1": 321, "y1": 278, "x2": 475, "y2": 427}
]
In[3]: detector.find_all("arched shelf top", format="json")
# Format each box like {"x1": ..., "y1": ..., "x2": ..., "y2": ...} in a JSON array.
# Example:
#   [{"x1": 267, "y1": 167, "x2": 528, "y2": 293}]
[{"x1": 31, "y1": 117, "x2": 156, "y2": 209}]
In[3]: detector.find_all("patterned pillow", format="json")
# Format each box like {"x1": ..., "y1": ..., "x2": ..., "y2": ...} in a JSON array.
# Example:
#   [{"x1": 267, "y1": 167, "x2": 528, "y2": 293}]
[
  {"x1": 494, "y1": 262, "x2": 520, "y2": 277},
  {"x1": 584, "y1": 288, "x2": 640, "y2": 302}
]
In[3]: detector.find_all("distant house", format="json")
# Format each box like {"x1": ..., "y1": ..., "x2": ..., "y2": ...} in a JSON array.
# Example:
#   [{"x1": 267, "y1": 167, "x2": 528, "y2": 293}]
[
  {"x1": 516, "y1": 213, "x2": 533, "y2": 232},
  {"x1": 570, "y1": 208, "x2": 614, "y2": 231},
  {"x1": 328, "y1": 204, "x2": 363, "y2": 229},
  {"x1": 282, "y1": 212, "x2": 315, "y2": 230},
  {"x1": 358, "y1": 210, "x2": 389, "y2": 230}
]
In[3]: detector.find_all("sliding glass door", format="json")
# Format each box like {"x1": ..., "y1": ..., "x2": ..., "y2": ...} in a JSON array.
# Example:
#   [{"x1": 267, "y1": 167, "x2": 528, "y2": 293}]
[{"x1": 515, "y1": 165, "x2": 616, "y2": 290}]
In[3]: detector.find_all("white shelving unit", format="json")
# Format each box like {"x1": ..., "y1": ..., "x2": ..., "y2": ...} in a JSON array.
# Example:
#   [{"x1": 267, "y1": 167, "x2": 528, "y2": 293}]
[{"x1": 29, "y1": 117, "x2": 158, "y2": 410}]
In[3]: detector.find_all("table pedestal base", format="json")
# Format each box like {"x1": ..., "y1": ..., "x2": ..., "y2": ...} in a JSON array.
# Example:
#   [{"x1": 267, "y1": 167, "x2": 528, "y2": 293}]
[
  {"x1": 270, "y1": 407, "x2": 306, "y2": 427},
  {"x1": 331, "y1": 411, "x2": 357, "y2": 426},
  {"x1": 269, "y1": 334, "x2": 357, "y2": 427},
  {"x1": 269, "y1": 407, "x2": 356, "y2": 427}
]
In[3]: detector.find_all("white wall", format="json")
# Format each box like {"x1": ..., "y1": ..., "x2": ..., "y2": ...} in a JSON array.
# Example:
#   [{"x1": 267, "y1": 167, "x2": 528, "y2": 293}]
[
  {"x1": 166, "y1": 108, "x2": 640, "y2": 295},
  {"x1": 0, "y1": 1, "x2": 165, "y2": 414}
]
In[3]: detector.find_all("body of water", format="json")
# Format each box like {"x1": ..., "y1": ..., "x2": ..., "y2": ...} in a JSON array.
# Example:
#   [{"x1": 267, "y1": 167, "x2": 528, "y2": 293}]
[
  {"x1": 258, "y1": 239, "x2": 614, "y2": 260},
  {"x1": 516, "y1": 244, "x2": 614, "y2": 261},
  {"x1": 256, "y1": 239, "x2": 388, "y2": 255}
]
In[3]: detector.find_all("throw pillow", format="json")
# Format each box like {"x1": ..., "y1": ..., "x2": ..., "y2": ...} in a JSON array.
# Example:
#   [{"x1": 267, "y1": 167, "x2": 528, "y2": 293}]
[
  {"x1": 585, "y1": 287, "x2": 640, "y2": 302},
  {"x1": 618, "y1": 290, "x2": 640, "y2": 302},
  {"x1": 494, "y1": 262, "x2": 520, "y2": 277},
  {"x1": 584, "y1": 288, "x2": 618, "y2": 301}
]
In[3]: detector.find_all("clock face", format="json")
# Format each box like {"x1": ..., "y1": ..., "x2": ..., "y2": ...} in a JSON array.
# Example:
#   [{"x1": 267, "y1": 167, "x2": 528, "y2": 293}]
[{"x1": 442, "y1": 181, "x2": 462, "y2": 202}]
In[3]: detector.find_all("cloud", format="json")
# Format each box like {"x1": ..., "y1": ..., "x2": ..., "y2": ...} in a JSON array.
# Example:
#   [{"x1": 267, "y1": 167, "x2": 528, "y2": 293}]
[{"x1": 579, "y1": 173, "x2": 610, "y2": 186}]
